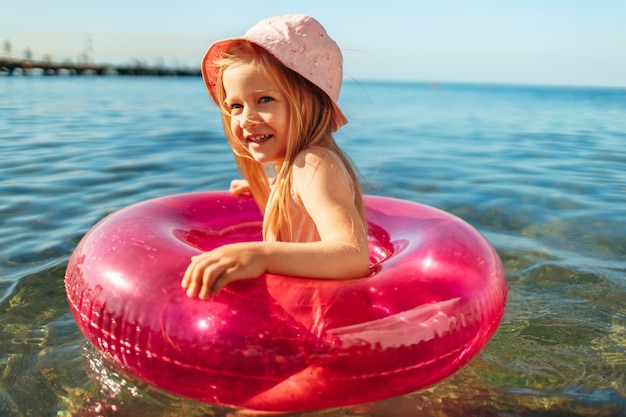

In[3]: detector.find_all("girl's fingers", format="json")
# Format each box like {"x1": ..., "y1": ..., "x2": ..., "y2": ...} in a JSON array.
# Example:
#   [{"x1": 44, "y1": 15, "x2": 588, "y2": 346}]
[
  {"x1": 181, "y1": 263, "x2": 193, "y2": 290},
  {"x1": 200, "y1": 267, "x2": 215, "y2": 299},
  {"x1": 182, "y1": 254, "x2": 213, "y2": 298},
  {"x1": 182, "y1": 247, "x2": 250, "y2": 299},
  {"x1": 188, "y1": 255, "x2": 226, "y2": 299}
]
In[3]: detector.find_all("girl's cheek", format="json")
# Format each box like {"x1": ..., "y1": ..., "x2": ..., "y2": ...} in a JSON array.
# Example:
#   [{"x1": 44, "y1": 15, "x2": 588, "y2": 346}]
[{"x1": 230, "y1": 121, "x2": 243, "y2": 140}]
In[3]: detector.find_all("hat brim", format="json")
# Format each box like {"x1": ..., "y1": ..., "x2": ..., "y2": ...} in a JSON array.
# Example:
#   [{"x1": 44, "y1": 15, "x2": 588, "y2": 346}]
[{"x1": 201, "y1": 38, "x2": 242, "y2": 106}]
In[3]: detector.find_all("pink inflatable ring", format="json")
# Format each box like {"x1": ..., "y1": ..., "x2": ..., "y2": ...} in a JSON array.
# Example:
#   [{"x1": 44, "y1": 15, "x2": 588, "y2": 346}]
[{"x1": 65, "y1": 191, "x2": 507, "y2": 412}]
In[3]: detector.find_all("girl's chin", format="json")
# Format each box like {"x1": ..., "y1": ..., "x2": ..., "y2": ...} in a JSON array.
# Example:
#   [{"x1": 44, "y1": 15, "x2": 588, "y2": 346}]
[{"x1": 248, "y1": 151, "x2": 284, "y2": 167}]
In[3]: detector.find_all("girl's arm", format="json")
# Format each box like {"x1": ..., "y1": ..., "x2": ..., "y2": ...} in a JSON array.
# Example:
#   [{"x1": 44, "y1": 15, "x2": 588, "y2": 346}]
[{"x1": 182, "y1": 148, "x2": 369, "y2": 299}]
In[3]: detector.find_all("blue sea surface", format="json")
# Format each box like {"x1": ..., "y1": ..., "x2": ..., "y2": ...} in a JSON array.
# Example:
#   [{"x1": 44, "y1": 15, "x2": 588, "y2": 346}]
[{"x1": 1, "y1": 76, "x2": 626, "y2": 416}]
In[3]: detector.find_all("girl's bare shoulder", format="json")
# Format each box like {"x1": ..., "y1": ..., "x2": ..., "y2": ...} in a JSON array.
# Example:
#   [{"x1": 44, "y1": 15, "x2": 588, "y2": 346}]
[
  {"x1": 293, "y1": 146, "x2": 345, "y2": 170},
  {"x1": 292, "y1": 146, "x2": 352, "y2": 194}
]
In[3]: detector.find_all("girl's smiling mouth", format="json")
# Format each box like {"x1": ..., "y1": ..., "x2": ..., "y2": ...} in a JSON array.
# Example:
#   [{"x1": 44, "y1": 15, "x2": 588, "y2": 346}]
[{"x1": 248, "y1": 134, "x2": 272, "y2": 144}]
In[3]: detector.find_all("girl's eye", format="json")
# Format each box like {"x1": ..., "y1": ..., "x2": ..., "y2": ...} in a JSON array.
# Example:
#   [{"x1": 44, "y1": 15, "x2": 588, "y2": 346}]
[
  {"x1": 259, "y1": 96, "x2": 273, "y2": 104},
  {"x1": 228, "y1": 103, "x2": 243, "y2": 115}
]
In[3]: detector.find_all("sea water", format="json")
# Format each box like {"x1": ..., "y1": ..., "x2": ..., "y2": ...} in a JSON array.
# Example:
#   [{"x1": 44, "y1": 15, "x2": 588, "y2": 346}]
[{"x1": 1, "y1": 76, "x2": 625, "y2": 416}]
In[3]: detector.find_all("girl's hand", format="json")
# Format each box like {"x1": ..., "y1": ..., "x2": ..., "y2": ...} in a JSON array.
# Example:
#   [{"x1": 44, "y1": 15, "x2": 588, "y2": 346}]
[
  {"x1": 229, "y1": 179, "x2": 251, "y2": 195},
  {"x1": 181, "y1": 242, "x2": 266, "y2": 299}
]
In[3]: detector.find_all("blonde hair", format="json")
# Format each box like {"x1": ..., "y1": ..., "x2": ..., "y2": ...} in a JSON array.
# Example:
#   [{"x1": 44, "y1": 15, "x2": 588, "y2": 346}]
[{"x1": 214, "y1": 41, "x2": 365, "y2": 241}]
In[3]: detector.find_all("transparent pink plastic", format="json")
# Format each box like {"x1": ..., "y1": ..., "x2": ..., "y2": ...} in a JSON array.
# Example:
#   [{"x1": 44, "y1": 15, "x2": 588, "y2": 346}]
[{"x1": 65, "y1": 191, "x2": 507, "y2": 412}]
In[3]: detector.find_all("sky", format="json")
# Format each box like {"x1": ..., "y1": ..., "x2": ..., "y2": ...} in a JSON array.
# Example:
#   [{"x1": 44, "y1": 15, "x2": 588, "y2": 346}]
[{"x1": 2, "y1": 0, "x2": 626, "y2": 87}]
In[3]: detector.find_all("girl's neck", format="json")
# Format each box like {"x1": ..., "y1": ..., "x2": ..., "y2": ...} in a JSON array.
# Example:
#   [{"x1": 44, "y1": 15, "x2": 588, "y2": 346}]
[{"x1": 265, "y1": 162, "x2": 278, "y2": 179}]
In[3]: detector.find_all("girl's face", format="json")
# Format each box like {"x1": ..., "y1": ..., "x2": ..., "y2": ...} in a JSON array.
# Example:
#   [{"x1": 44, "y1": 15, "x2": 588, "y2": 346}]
[{"x1": 222, "y1": 62, "x2": 290, "y2": 169}]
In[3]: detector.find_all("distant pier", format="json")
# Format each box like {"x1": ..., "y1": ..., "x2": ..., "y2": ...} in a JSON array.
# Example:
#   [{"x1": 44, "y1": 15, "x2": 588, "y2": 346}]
[{"x1": 0, "y1": 57, "x2": 201, "y2": 77}]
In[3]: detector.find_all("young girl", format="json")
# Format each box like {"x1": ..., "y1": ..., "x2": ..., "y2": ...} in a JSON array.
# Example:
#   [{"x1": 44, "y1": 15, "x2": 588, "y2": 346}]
[{"x1": 181, "y1": 14, "x2": 370, "y2": 300}]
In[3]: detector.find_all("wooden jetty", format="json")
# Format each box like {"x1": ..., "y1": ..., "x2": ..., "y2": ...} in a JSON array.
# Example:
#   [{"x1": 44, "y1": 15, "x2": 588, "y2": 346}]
[{"x1": 0, "y1": 57, "x2": 201, "y2": 77}]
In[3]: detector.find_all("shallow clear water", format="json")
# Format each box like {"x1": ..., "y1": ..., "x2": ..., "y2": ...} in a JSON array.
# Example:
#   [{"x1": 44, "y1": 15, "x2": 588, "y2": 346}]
[{"x1": 1, "y1": 76, "x2": 625, "y2": 416}]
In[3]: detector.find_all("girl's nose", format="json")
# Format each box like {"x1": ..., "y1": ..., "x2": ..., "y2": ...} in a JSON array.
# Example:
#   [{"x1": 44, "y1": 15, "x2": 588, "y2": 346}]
[{"x1": 238, "y1": 108, "x2": 260, "y2": 129}]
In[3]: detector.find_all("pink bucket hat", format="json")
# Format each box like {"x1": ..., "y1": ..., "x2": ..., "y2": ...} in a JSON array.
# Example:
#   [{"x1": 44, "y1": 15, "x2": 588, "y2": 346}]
[{"x1": 201, "y1": 14, "x2": 348, "y2": 131}]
